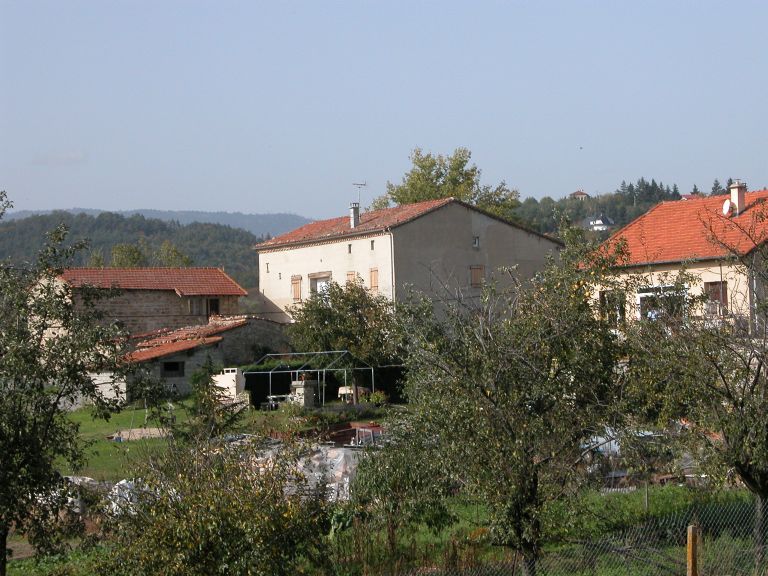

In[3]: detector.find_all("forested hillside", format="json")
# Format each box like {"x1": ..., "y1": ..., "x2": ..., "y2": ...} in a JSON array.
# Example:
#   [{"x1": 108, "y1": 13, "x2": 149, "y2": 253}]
[
  {"x1": 0, "y1": 211, "x2": 261, "y2": 288},
  {"x1": 4, "y1": 208, "x2": 310, "y2": 237},
  {"x1": 514, "y1": 177, "x2": 685, "y2": 236}
]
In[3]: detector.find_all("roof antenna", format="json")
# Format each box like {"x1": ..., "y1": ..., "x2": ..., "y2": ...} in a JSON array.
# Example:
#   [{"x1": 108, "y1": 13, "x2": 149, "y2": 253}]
[{"x1": 352, "y1": 181, "x2": 367, "y2": 205}]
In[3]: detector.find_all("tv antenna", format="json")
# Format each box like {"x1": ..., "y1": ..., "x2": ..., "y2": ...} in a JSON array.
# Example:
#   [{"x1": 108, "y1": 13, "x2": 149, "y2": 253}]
[{"x1": 352, "y1": 181, "x2": 367, "y2": 204}]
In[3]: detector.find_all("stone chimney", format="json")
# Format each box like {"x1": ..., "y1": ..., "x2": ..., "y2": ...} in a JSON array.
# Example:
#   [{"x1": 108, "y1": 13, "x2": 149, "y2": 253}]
[
  {"x1": 349, "y1": 202, "x2": 360, "y2": 228},
  {"x1": 730, "y1": 179, "x2": 747, "y2": 215}
]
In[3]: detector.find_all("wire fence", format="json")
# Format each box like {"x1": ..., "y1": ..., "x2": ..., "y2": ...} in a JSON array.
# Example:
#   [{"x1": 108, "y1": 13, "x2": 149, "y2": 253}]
[{"x1": 393, "y1": 497, "x2": 767, "y2": 576}]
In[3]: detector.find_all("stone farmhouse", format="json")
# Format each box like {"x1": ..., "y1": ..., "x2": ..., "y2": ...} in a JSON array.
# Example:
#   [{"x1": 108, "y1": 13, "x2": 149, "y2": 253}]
[
  {"x1": 124, "y1": 315, "x2": 289, "y2": 396},
  {"x1": 59, "y1": 267, "x2": 247, "y2": 334},
  {"x1": 254, "y1": 197, "x2": 562, "y2": 322},
  {"x1": 599, "y1": 180, "x2": 768, "y2": 328}
]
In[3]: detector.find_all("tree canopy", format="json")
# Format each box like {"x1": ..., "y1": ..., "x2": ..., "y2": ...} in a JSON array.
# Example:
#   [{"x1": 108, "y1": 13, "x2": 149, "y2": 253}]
[
  {"x1": 287, "y1": 279, "x2": 398, "y2": 368},
  {"x1": 0, "y1": 192, "x2": 129, "y2": 575},
  {"x1": 371, "y1": 148, "x2": 521, "y2": 222}
]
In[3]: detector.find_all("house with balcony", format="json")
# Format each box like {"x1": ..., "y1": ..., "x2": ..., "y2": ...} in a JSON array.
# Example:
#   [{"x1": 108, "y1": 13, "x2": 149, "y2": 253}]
[
  {"x1": 59, "y1": 267, "x2": 247, "y2": 335},
  {"x1": 253, "y1": 197, "x2": 562, "y2": 322},
  {"x1": 599, "y1": 180, "x2": 768, "y2": 327}
]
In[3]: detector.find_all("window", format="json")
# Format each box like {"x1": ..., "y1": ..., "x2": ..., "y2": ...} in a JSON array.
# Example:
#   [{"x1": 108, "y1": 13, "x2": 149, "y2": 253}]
[
  {"x1": 638, "y1": 286, "x2": 685, "y2": 320},
  {"x1": 599, "y1": 290, "x2": 626, "y2": 327},
  {"x1": 291, "y1": 276, "x2": 302, "y2": 302},
  {"x1": 470, "y1": 265, "x2": 485, "y2": 288},
  {"x1": 704, "y1": 281, "x2": 728, "y2": 316},
  {"x1": 347, "y1": 244, "x2": 352, "y2": 254},
  {"x1": 309, "y1": 272, "x2": 332, "y2": 294},
  {"x1": 207, "y1": 298, "x2": 220, "y2": 316},
  {"x1": 370, "y1": 240, "x2": 375, "y2": 250},
  {"x1": 472, "y1": 236, "x2": 480, "y2": 249},
  {"x1": 161, "y1": 361, "x2": 185, "y2": 378},
  {"x1": 265, "y1": 262, "x2": 270, "y2": 273},
  {"x1": 189, "y1": 297, "x2": 204, "y2": 315},
  {"x1": 346, "y1": 271, "x2": 357, "y2": 284},
  {"x1": 369, "y1": 268, "x2": 379, "y2": 293}
]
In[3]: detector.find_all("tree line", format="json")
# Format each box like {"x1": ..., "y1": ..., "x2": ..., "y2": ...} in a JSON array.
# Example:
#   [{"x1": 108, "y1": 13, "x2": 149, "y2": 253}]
[{"x1": 0, "y1": 211, "x2": 264, "y2": 288}]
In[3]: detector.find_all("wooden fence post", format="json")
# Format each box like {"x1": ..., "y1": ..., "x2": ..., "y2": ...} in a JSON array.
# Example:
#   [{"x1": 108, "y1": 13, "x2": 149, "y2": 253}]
[{"x1": 687, "y1": 524, "x2": 700, "y2": 576}]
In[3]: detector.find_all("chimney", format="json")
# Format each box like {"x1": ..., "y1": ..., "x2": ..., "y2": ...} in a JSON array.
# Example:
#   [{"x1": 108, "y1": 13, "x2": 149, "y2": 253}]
[
  {"x1": 349, "y1": 202, "x2": 360, "y2": 228},
  {"x1": 730, "y1": 179, "x2": 747, "y2": 215}
]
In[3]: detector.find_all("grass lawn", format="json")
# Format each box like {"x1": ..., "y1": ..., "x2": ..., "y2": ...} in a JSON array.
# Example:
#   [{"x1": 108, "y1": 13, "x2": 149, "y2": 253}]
[
  {"x1": 63, "y1": 400, "x2": 391, "y2": 481},
  {"x1": 61, "y1": 401, "x2": 192, "y2": 481}
]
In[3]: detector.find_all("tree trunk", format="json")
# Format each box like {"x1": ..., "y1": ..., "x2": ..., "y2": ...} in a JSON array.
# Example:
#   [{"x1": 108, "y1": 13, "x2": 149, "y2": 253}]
[
  {"x1": 521, "y1": 551, "x2": 537, "y2": 576},
  {"x1": 755, "y1": 494, "x2": 768, "y2": 571},
  {"x1": 0, "y1": 523, "x2": 8, "y2": 576}
]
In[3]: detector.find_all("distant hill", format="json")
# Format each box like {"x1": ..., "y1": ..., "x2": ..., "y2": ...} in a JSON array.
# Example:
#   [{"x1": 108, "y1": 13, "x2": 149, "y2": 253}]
[
  {"x1": 0, "y1": 211, "x2": 269, "y2": 288},
  {"x1": 4, "y1": 208, "x2": 310, "y2": 238}
]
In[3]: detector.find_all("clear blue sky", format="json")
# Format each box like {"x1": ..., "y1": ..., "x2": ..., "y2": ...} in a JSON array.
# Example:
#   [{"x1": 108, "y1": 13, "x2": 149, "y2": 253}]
[{"x1": 2, "y1": 1, "x2": 767, "y2": 219}]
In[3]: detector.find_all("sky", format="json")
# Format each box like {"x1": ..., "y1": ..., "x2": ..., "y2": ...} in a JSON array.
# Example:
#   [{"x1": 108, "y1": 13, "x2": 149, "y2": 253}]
[{"x1": 2, "y1": 1, "x2": 768, "y2": 219}]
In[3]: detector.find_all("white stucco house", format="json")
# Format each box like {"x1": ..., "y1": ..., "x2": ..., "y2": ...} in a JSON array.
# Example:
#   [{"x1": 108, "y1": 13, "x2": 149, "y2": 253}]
[{"x1": 253, "y1": 197, "x2": 562, "y2": 322}]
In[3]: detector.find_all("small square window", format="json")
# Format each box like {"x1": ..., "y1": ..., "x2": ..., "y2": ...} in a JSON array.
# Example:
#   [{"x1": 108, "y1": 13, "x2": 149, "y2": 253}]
[{"x1": 161, "y1": 361, "x2": 185, "y2": 378}]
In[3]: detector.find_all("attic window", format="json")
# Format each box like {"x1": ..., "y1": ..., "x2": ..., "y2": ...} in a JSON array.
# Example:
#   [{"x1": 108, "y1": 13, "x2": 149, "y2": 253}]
[
  {"x1": 348, "y1": 244, "x2": 352, "y2": 254},
  {"x1": 370, "y1": 240, "x2": 375, "y2": 250},
  {"x1": 266, "y1": 263, "x2": 270, "y2": 273},
  {"x1": 472, "y1": 236, "x2": 480, "y2": 249}
]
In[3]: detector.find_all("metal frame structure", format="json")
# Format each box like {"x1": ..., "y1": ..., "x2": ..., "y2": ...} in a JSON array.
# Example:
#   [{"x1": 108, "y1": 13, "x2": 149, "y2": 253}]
[{"x1": 243, "y1": 350, "x2": 375, "y2": 406}]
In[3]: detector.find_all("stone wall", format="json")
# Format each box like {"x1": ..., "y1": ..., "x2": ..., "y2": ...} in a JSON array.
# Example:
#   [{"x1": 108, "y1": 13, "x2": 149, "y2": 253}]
[
  {"x1": 133, "y1": 317, "x2": 289, "y2": 397},
  {"x1": 77, "y1": 289, "x2": 241, "y2": 334}
]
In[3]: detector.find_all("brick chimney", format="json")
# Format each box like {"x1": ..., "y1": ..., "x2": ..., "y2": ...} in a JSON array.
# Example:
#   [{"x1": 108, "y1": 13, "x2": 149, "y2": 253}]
[
  {"x1": 729, "y1": 179, "x2": 747, "y2": 215},
  {"x1": 349, "y1": 202, "x2": 360, "y2": 228}
]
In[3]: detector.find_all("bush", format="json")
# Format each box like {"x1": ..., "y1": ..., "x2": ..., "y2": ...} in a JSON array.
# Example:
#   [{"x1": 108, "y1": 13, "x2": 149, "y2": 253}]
[{"x1": 99, "y1": 438, "x2": 330, "y2": 576}]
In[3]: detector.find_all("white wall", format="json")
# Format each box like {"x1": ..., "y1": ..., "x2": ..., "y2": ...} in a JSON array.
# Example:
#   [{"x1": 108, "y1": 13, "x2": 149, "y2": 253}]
[{"x1": 256, "y1": 232, "x2": 393, "y2": 322}]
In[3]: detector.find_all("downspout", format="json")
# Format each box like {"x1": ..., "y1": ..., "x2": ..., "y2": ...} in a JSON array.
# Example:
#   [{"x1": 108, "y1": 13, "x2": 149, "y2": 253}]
[
  {"x1": 750, "y1": 262, "x2": 758, "y2": 336},
  {"x1": 388, "y1": 229, "x2": 396, "y2": 304}
]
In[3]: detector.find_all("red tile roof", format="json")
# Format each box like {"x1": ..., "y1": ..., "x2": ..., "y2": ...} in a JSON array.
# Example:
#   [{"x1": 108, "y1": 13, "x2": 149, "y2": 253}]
[
  {"x1": 126, "y1": 316, "x2": 249, "y2": 363},
  {"x1": 255, "y1": 198, "x2": 456, "y2": 250},
  {"x1": 603, "y1": 189, "x2": 768, "y2": 266},
  {"x1": 59, "y1": 268, "x2": 247, "y2": 296},
  {"x1": 126, "y1": 336, "x2": 224, "y2": 363}
]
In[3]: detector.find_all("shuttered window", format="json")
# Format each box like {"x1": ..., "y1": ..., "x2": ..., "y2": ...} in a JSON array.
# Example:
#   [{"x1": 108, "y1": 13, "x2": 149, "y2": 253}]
[
  {"x1": 291, "y1": 276, "x2": 302, "y2": 302},
  {"x1": 369, "y1": 268, "x2": 379, "y2": 293},
  {"x1": 470, "y1": 265, "x2": 485, "y2": 288}
]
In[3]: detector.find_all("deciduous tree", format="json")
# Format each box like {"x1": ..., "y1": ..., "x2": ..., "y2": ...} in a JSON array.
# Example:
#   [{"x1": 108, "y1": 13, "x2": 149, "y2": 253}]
[
  {"x1": 371, "y1": 148, "x2": 520, "y2": 221},
  {"x1": 0, "y1": 192, "x2": 128, "y2": 575},
  {"x1": 395, "y1": 232, "x2": 625, "y2": 575}
]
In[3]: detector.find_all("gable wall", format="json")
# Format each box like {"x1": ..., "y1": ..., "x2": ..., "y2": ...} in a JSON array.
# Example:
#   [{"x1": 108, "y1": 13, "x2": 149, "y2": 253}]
[{"x1": 392, "y1": 203, "x2": 561, "y2": 302}]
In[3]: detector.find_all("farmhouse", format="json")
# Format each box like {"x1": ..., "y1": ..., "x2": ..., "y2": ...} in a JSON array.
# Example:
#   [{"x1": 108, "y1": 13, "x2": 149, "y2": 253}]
[
  {"x1": 124, "y1": 315, "x2": 289, "y2": 396},
  {"x1": 254, "y1": 198, "x2": 562, "y2": 322},
  {"x1": 59, "y1": 267, "x2": 247, "y2": 334},
  {"x1": 599, "y1": 180, "x2": 768, "y2": 327}
]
